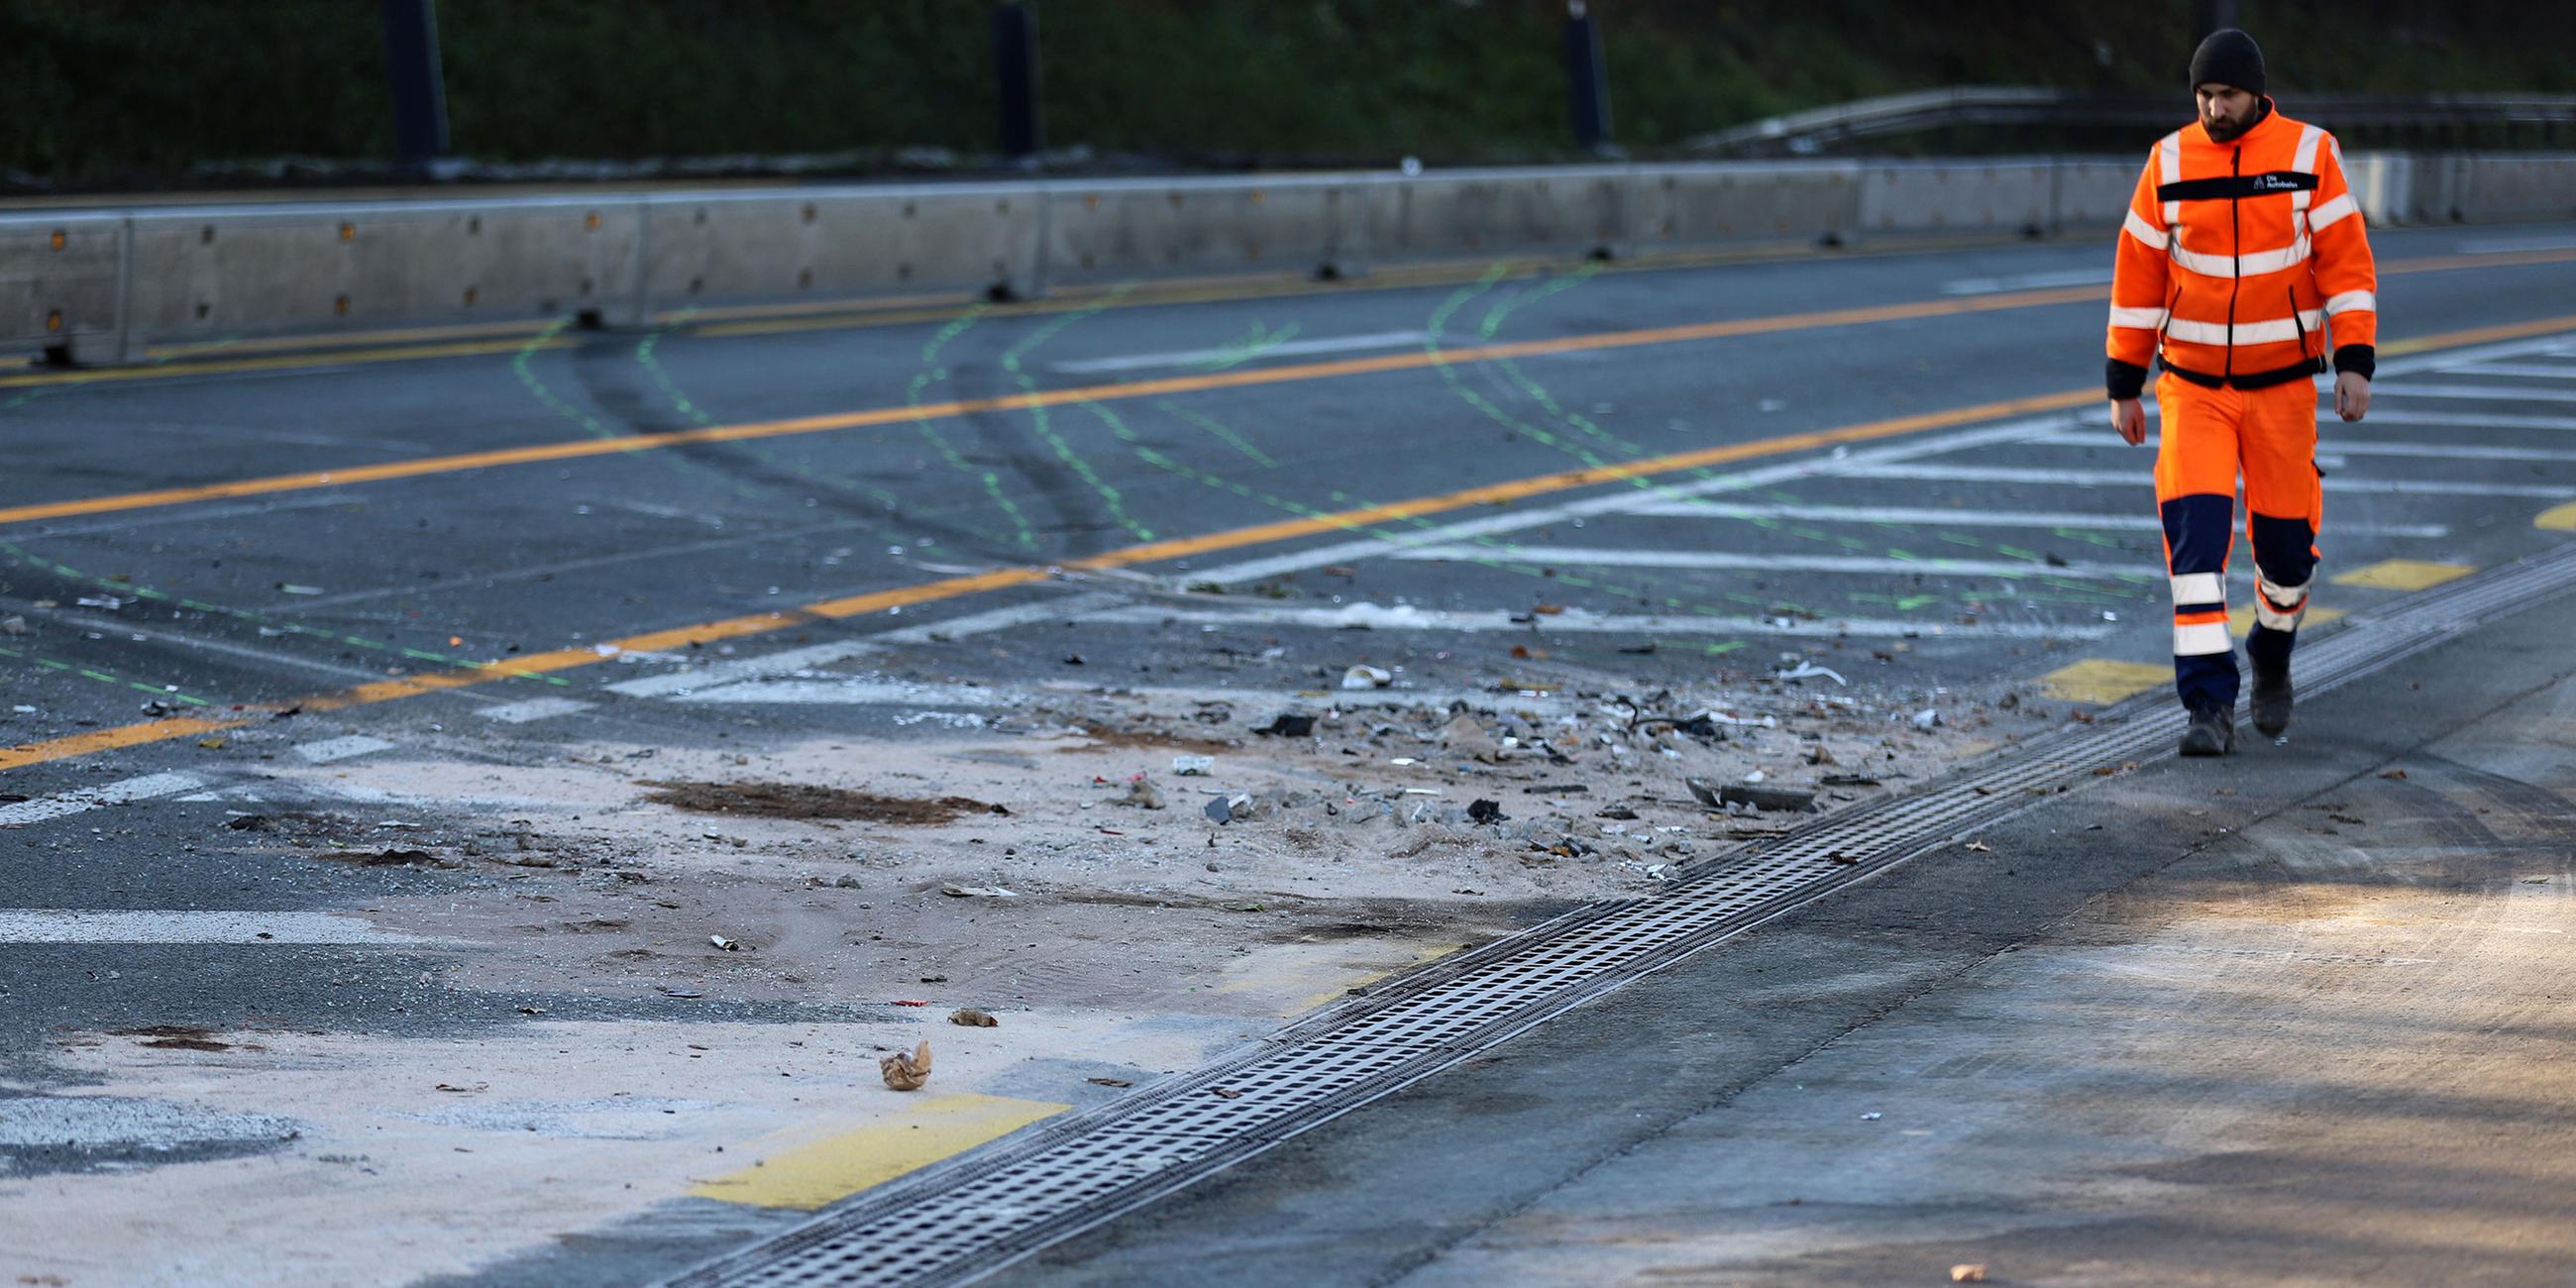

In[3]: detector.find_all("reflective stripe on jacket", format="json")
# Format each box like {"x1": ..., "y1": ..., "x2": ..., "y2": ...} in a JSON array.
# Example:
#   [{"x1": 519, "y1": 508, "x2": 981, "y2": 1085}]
[{"x1": 2107, "y1": 103, "x2": 2378, "y2": 389}]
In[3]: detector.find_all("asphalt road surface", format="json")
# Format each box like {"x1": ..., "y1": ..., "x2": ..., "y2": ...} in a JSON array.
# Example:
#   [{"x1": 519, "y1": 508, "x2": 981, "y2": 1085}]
[{"x1": 6, "y1": 218, "x2": 2576, "y2": 1286}]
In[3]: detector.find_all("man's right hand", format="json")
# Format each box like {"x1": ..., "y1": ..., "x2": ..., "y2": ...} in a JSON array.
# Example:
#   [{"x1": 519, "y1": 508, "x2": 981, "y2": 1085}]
[{"x1": 2110, "y1": 398, "x2": 2147, "y2": 446}]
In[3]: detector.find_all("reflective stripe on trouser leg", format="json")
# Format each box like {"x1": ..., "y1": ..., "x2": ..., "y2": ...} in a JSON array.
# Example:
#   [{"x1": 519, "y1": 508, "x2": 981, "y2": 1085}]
[
  {"x1": 2161, "y1": 490, "x2": 2240, "y2": 711},
  {"x1": 2242, "y1": 374, "x2": 2325, "y2": 677}
]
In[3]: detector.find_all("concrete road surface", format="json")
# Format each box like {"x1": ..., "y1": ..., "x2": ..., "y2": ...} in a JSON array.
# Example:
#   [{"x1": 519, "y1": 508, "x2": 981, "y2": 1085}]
[{"x1": 5, "y1": 220, "x2": 2576, "y2": 1286}]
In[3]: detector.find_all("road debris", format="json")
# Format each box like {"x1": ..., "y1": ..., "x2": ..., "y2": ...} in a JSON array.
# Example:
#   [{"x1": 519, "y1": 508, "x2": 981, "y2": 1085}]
[
  {"x1": 1117, "y1": 777, "x2": 1167, "y2": 809},
  {"x1": 1253, "y1": 713, "x2": 1316, "y2": 737},
  {"x1": 709, "y1": 935, "x2": 741, "y2": 951},
  {"x1": 1951, "y1": 1266, "x2": 1988, "y2": 1284},
  {"x1": 949, "y1": 1009, "x2": 999, "y2": 1027},
  {"x1": 879, "y1": 1041, "x2": 933, "y2": 1092},
  {"x1": 1912, "y1": 708, "x2": 1942, "y2": 729},
  {"x1": 643, "y1": 781, "x2": 1006, "y2": 824},
  {"x1": 1342, "y1": 664, "x2": 1392, "y2": 690},
  {"x1": 1087, "y1": 1077, "x2": 1133, "y2": 1088},
  {"x1": 939, "y1": 884, "x2": 1017, "y2": 899},
  {"x1": 1771, "y1": 661, "x2": 1847, "y2": 686},
  {"x1": 1171, "y1": 755, "x2": 1214, "y2": 776},
  {"x1": 1466, "y1": 799, "x2": 1507, "y2": 825},
  {"x1": 1720, "y1": 783, "x2": 1819, "y2": 812}
]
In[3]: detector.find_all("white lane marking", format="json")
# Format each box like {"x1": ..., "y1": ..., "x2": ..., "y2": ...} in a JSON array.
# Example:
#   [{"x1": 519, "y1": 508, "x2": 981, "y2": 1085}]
[
  {"x1": 0, "y1": 772, "x2": 207, "y2": 827},
  {"x1": 1842, "y1": 464, "x2": 2576, "y2": 496},
  {"x1": 0, "y1": 910, "x2": 435, "y2": 945},
  {"x1": 2024, "y1": 431, "x2": 2576, "y2": 463},
  {"x1": 1388, "y1": 546, "x2": 2149, "y2": 581},
  {"x1": 2355, "y1": 409, "x2": 2576, "y2": 431},
  {"x1": 1183, "y1": 414, "x2": 2081, "y2": 588},
  {"x1": 1939, "y1": 268, "x2": 2111, "y2": 296},
  {"x1": 293, "y1": 734, "x2": 397, "y2": 764},
  {"x1": 2439, "y1": 363, "x2": 2576, "y2": 380},
  {"x1": 1048, "y1": 330, "x2": 1433, "y2": 375},
  {"x1": 603, "y1": 593, "x2": 1124, "y2": 698},
  {"x1": 1043, "y1": 680, "x2": 1577, "y2": 709},
  {"x1": 1080, "y1": 602, "x2": 2115, "y2": 641},
  {"x1": 1610, "y1": 500, "x2": 2448, "y2": 537},
  {"x1": 477, "y1": 697, "x2": 597, "y2": 724},
  {"x1": 670, "y1": 679, "x2": 1005, "y2": 706},
  {"x1": 0, "y1": 1098, "x2": 301, "y2": 1150},
  {"x1": 2457, "y1": 235, "x2": 2576, "y2": 254},
  {"x1": 19, "y1": 494, "x2": 352, "y2": 540},
  {"x1": 2364, "y1": 383, "x2": 2576, "y2": 404}
]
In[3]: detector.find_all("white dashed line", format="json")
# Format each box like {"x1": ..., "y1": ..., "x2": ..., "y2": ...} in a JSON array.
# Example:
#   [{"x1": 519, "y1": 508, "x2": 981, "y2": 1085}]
[
  {"x1": 1049, "y1": 330, "x2": 1433, "y2": 375},
  {"x1": 0, "y1": 910, "x2": 436, "y2": 945},
  {"x1": 292, "y1": 735, "x2": 398, "y2": 764},
  {"x1": 1841, "y1": 465, "x2": 2576, "y2": 496},
  {"x1": 0, "y1": 773, "x2": 207, "y2": 827},
  {"x1": 1389, "y1": 545, "x2": 2149, "y2": 581},
  {"x1": 477, "y1": 698, "x2": 597, "y2": 724},
  {"x1": 1078, "y1": 602, "x2": 2115, "y2": 641}
]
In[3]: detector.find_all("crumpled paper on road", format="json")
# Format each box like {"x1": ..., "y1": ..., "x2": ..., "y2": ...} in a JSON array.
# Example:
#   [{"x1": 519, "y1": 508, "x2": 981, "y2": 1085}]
[{"x1": 880, "y1": 1040, "x2": 933, "y2": 1091}]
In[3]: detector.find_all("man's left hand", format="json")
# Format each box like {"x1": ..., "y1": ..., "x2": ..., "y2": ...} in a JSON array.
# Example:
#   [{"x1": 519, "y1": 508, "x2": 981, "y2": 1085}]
[{"x1": 2335, "y1": 371, "x2": 2371, "y2": 422}]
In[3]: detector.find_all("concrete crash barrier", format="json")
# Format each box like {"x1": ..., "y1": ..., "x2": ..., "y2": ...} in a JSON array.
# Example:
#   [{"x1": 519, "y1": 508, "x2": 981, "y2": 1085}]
[
  {"x1": 1626, "y1": 161, "x2": 1858, "y2": 249},
  {"x1": 1859, "y1": 161, "x2": 2056, "y2": 236},
  {"x1": 0, "y1": 214, "x2": 125, "y2": 364},
  {"x1": 1043, "y1": 174, "x2": 1366, "y2": 285},
  {"x1": 641, "y1": 182, "x2": 1041, "y2": 316},
  {"x1": 119, "y1": 198, "x2": 643, "y2": 353},
  {"x1": 7, "y1": 152, "x2": 2573, "y2": 367}
]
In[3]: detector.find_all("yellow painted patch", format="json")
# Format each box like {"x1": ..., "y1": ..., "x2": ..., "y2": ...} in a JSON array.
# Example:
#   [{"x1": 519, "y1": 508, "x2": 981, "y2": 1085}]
[
  {"x1": 691, "y1": 1094, "x2": 1067, "y2": 1211},
  {"x1": 2038, "y1": 659, "x2": 2171, "y2": 704},
  {"x1": 2536, "y1": 501, "x2": 2576, "y2": 532},
  {"x1": 2227, "y1": 604, "x2": 2347, "y2": 637},
  {"x1": 2330, "y1": 559, "x2": 2474, "y2": 591}
]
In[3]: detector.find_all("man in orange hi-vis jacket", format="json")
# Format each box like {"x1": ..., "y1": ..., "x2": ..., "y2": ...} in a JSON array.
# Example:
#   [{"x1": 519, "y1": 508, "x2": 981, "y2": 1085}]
[{"x1": 2107, "y1": 28, "x2": 2377, "y2": 757}]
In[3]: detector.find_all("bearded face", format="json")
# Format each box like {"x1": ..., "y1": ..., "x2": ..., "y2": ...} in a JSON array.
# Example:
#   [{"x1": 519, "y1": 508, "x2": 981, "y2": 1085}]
[{"x1": 2197, "y1": 84, "x2": 2262, "y2": 141}]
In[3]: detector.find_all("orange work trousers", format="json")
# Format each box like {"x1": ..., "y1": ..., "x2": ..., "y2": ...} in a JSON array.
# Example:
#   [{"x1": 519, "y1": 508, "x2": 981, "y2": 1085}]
[{"x1": 2153, "y1": 372, "x2": 2323, "y2": 713}]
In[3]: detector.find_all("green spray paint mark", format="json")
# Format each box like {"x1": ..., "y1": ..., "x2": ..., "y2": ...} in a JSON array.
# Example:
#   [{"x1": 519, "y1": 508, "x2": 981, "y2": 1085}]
[
  {"x1": 1000, "y1": 286, "x2": 1154, "y2": 543},
  {"x1": 902, "y1": 304, "x2": 1041, "y2": 552},
  {"x1": 1182, "y1": 320, "x2": 1305, "y2": 374},
  {"x1": 1152, "y1": 399, "x2": 1277, "y2": 469},
  {"x1": 636, "y1": 320, "x2": 908, "y2": 512},
  {"x1": 0, "y1": 642, "x2": 215, "y2": 706},
  {"x1": 0, "y1": 540, "x2": 566, "y2": 684}
]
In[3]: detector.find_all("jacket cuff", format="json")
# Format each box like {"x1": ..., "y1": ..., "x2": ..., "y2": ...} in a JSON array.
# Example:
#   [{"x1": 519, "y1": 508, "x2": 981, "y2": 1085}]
[
  {"x1": 2333, "y1": 345, "x2": 2375, "y2": 380},
  {"x1": 2106, "y1": 358, "x2": 2150, "y2": 401}
]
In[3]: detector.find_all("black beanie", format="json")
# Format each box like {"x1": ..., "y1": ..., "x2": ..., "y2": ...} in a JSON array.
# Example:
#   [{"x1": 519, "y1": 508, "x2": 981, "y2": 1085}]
[{"x1": 2190, "y1": 29, "x2": 2266, "y2": 97}]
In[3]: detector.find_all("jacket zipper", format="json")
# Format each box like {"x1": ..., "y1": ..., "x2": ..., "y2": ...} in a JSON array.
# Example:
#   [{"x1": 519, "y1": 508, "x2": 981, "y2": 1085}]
[{"x1": 2225, "y1": 145, "x2": 2241, "y2": 382}]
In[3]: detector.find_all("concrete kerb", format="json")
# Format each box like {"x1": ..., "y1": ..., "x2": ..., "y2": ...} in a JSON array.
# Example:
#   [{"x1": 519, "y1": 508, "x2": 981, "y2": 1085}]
[{"x1": 11, "y1": 154, "x2": 2576, "y2": 367}]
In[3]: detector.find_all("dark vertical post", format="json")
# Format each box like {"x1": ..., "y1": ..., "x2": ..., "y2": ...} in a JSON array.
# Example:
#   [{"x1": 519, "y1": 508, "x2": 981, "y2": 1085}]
[
  {"x1": 994, "y1": 2, "x2": 1044, "y2": 159},
  {"x1": 1562, "y1": 2, "x2": 1612, "y2": 153},
  {"x1": 381, "y1": 0, "x2": 451, "y2": 166}
]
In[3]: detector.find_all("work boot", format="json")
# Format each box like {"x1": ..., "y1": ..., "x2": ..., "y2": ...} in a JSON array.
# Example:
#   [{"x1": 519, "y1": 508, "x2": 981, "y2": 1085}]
[
  {"x1": 2250, "y1": 658, "x2": 2294, "y2": 738},
  {"x1": 2180, "y1": 703, "x2": 2234, "y2": 757}
]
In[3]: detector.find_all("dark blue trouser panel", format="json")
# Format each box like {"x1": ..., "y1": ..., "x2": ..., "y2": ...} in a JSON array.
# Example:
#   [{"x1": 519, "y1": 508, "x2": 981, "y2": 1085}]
[
  {"x1": 2245, "y1": 511, "x2": 2318, "y2": 674},
  {"x1": 2162, "y1": 493, "x2": 2238, "y2": 711}
]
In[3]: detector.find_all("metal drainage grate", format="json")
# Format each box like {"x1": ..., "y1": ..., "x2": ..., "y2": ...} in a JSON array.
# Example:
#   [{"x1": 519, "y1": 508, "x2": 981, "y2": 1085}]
[{"x1": 667, "y1": 539, "x2": 2576, "y2": 1288}]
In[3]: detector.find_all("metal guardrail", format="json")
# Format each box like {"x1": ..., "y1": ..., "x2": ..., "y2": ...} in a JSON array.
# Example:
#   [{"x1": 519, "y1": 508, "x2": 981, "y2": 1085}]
[
  {"x1": 1690, "y1": 86, "x2": 2576, "y2": 157},
  {"x1": 7, "y1": 151, "x2": 2575, "y2": 367}
]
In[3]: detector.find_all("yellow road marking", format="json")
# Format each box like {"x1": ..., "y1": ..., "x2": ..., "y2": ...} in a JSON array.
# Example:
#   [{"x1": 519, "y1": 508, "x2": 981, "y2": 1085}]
[
  {"x1": 5, "y1": 314, "x2": 2571, "y2": 773},
  {"x1": 2226, "y1": 604, "x2": 2347, "y2": 637},
  {"x1": 2037, "y1": 659, "x2": 2172, "y2": 705},
  {"x1": 18, "y1": 242, "x2": 2568, "y2": 392},
  {"x1": 0, "y1": 285, "x2": 2131, "y2": 530},
  {"x1": 2331, "y1": 559, "x2": 2474, "y2": 591},
  {"x1": 2536, "y1": 501, "x2": 2576, "y2": 532},
  {"x1": 690, "y1": 1094, "x2": 1067, "y2": 1211}
]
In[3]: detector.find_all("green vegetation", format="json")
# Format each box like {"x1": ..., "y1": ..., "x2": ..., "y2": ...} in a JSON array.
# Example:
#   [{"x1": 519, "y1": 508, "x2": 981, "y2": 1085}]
[{"x1": 6, "y1": 0, "x2": 2570, "y2": 187}]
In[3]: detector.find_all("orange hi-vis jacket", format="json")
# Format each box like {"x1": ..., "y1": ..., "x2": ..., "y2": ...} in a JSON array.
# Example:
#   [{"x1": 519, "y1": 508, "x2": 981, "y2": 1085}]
[{"x1": 2106, "y1": 102, "x2": 2378, "y2": 396}]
